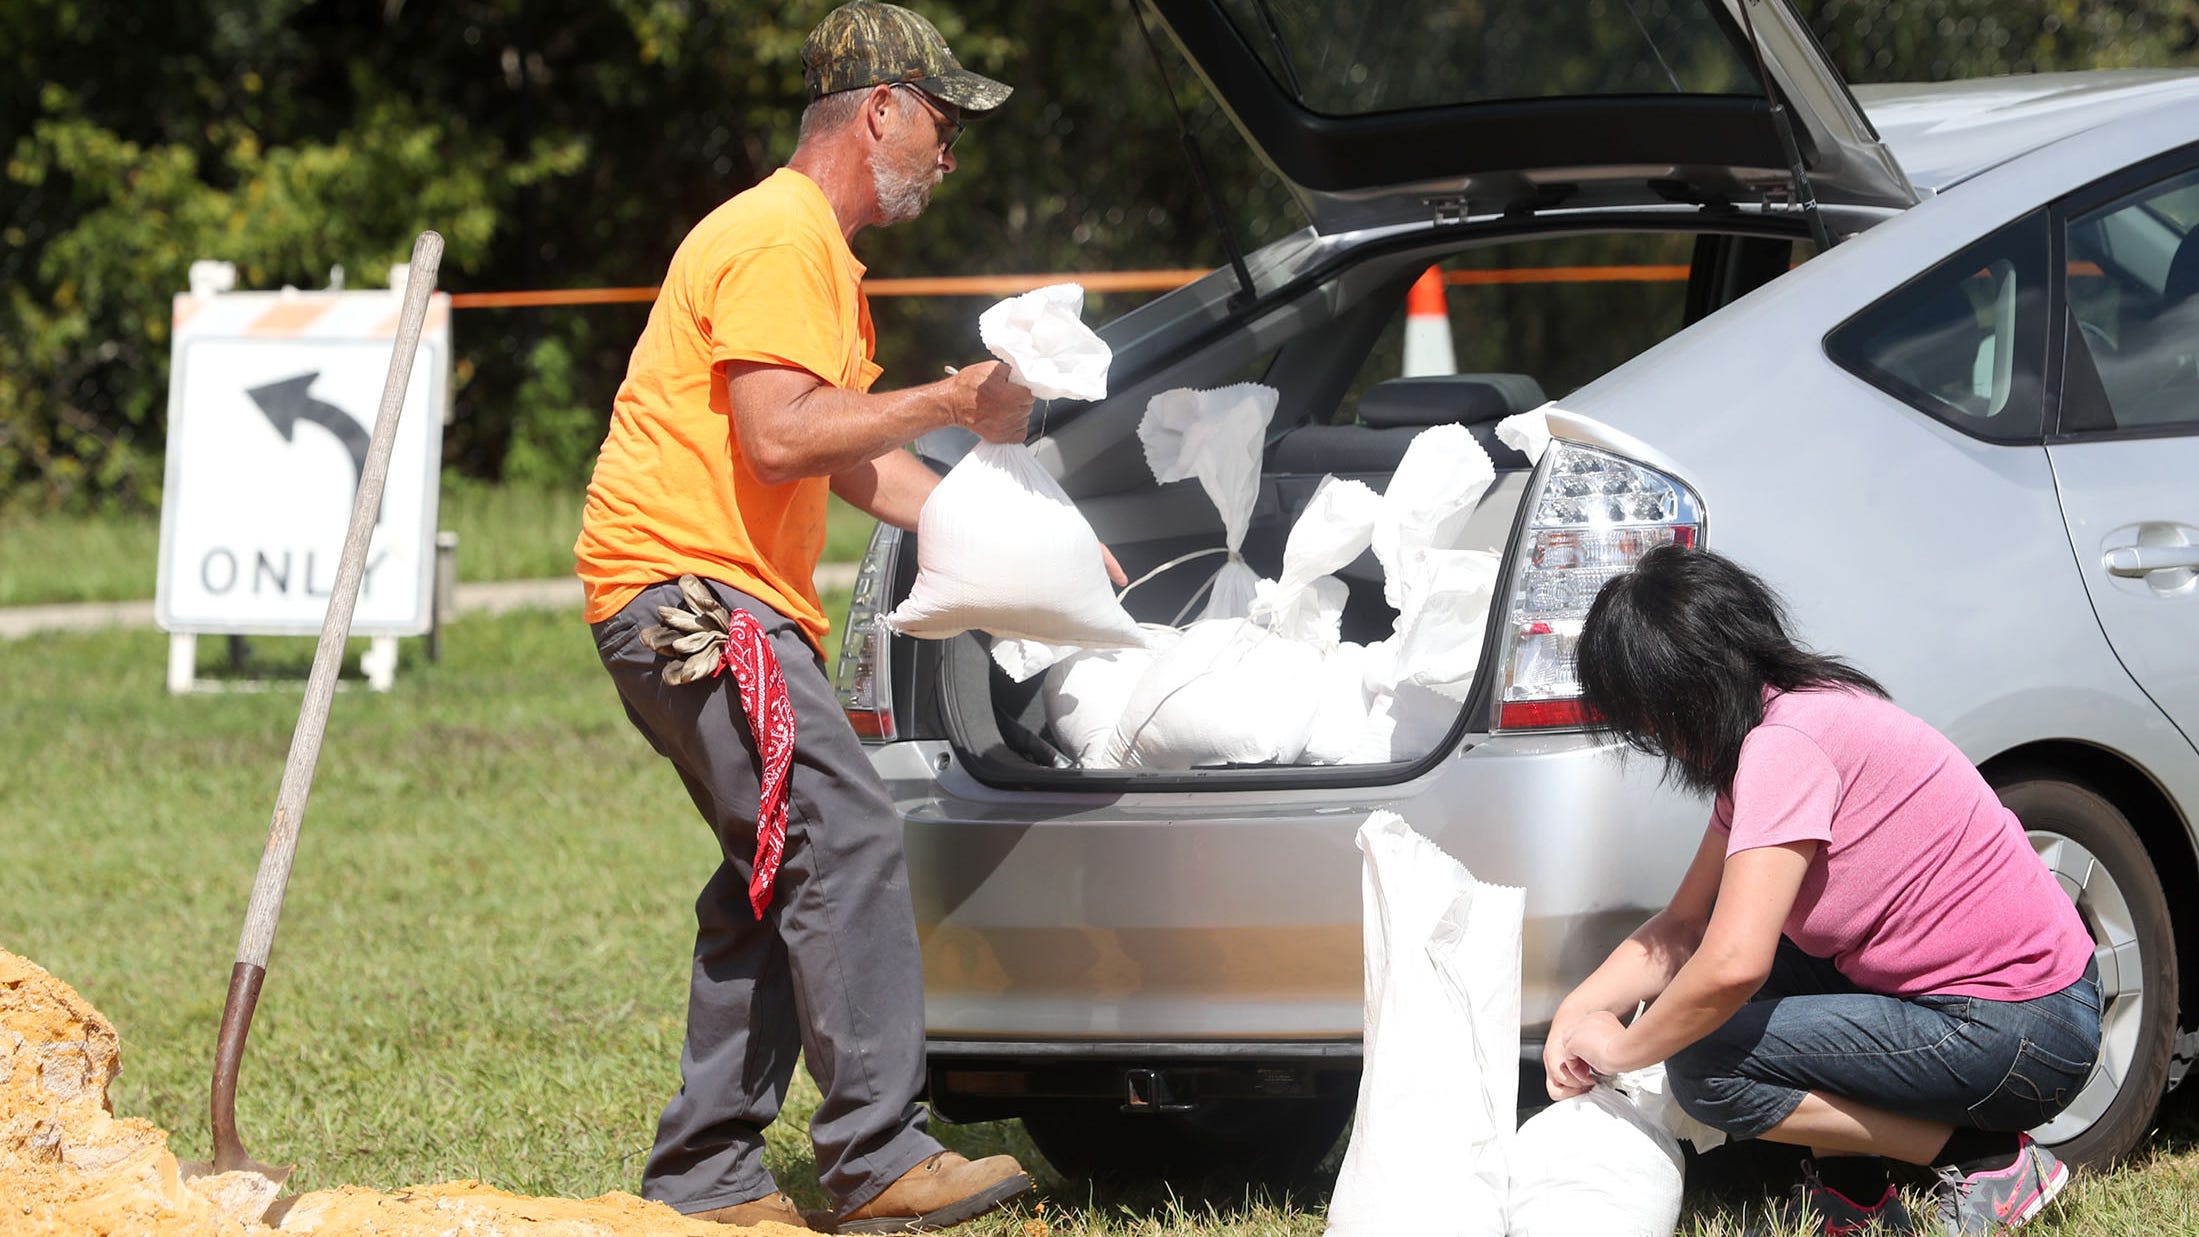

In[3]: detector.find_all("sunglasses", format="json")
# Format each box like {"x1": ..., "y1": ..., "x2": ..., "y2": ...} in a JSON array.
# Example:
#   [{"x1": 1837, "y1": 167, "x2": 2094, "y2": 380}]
[{"x1": 894, "y1": 83, "x2": 964, "y2": 153}]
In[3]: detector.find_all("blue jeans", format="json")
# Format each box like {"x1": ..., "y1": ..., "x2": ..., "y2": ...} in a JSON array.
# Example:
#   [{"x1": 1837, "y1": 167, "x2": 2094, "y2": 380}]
[{"x1": 1668, "y1": 938, "x2": 2102, "y2": 1140}]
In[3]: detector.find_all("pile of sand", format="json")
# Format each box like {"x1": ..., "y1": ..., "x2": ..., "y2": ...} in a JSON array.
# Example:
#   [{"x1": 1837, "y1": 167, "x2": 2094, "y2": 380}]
[{"x1": 0, "y1": 949, "x2": 808, "y2": 1236}]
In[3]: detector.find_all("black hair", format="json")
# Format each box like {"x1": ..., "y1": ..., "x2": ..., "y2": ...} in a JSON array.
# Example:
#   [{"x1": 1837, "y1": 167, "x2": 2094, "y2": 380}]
[{"x1": 1575, "y1": 544, "x2": 1886, "y2": 798}]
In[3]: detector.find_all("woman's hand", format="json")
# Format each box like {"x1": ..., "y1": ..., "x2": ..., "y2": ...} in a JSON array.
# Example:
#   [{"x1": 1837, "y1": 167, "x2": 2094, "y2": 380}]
[
  {"x1": 1561, "y1": 1009, "x2": 1630, "y2": 1076},
  {"x1": 1542, "y1": 1009, "x2": 1599, "y2": 1101}
]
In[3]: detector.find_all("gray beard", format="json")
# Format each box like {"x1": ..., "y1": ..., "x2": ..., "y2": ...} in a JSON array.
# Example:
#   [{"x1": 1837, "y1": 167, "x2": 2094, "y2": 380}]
[{"x1": 873, "y1": 159, "x2": 935, "y2": 226}]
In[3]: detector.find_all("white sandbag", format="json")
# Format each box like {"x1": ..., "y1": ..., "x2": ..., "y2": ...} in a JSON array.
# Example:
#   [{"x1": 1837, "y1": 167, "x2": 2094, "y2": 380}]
[
  {"x1": 1108, "y1": 618, "x2": 1324, "y2": 769},
  {"x1": 1390, "y1": 548, "x2": 1502, "y2": 702},
  {"x1": 1039, "y1": 626, "x2": 1184, "y2": 768},
  {"x1": 1248, "y1": 573, "x2": 1349, "y2": 649},
  {"x1": 886, "y1": 442, "x2": 1146, "y2": 649},
  {"x1": 1140, "y1": 384, "x2": 1277, "y2": 621},
  {"x1": 1495, "y1": 407, "x2": 1553, "y2": 464},
  {"x1": 991, "y1": 636, "x2": 1071, "y2": 683},
  {"x1": 1372, "y1": 424, "x2": 1497, "y2": 612},
  {"x1": 1326, "y1": 811, "x2": 1522, "y2": 1237},
  {"x1": 1343, "y1": 638, "x2": 1461, "y2": 764},
  {"x1": 1299, "y1": 640, "x2": 1373, "y2": 766},
  {"x1": 1507, "y1": 1084, "x2": 1683, "y2": 1237},
  {"x1": 1249, "y1": 476, "x2": 1380, "y2": 649},
  {"x1": 1617, "y1": 1062, "x2": 1728, "y2": 1154},
  {"x1": 979, "y1": 282, "x2": 1110, "y2": 402},
  {"x1": 1351, "y1": 678, "x2": 1460, "y2": 764}
]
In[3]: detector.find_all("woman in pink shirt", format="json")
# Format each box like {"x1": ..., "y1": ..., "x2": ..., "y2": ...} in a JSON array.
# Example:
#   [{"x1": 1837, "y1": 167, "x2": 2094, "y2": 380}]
[{"x1": 1546, "y1": 546, "x2": 2100, "y2": 1236}]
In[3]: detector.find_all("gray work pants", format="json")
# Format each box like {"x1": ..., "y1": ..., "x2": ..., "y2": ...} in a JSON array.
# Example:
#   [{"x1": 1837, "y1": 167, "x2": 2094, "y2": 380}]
[{"x1": 591, "y1": 578, "x2": 940, "y2": 1216}]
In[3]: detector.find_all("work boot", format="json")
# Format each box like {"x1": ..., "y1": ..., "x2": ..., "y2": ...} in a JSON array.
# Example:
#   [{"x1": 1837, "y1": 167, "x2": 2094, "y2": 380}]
[
  {"x1": 837, "y1": 1150, "x2": 1033, "y2": 1233},
  {"x1": 691, "y1": 1190, "x2": 824, "y2": 1229}
]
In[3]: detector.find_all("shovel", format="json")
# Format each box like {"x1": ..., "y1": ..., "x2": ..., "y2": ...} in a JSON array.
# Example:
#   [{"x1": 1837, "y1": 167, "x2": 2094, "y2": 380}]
[{"x1": 179, "y1": 230, "x2": 444, "y2": 1190}]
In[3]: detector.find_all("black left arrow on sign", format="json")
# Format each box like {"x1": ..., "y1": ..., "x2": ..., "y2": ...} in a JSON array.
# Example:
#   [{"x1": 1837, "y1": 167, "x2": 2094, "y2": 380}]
[{"x1": 247, "y1": 372, "x2": 379, "y2": 523}]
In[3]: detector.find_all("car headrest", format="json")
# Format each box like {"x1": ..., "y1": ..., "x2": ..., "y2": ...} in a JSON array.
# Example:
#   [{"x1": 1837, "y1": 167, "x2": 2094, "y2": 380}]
[
  {"x1": 1356, "y1": 373, "x2": 1548, "y2": 429},
  {"x1": 2165, "y1": 227, "x2": 2199, "y2": 307}
]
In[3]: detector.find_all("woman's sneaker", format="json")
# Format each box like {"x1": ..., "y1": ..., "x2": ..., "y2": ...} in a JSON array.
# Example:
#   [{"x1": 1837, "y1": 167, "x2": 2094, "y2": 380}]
[
  {"x1": 1930, "y1": 1134, "x2": 2070, "y2": 1233},
  {"x1": 1748, "y1": 1161, "x2": 1917, "y2": 1236}
]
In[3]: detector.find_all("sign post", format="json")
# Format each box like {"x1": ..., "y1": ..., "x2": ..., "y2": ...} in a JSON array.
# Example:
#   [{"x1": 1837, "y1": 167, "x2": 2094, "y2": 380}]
[{"x1": 156, "y1": 276, "x2": 452, "y2": 692}]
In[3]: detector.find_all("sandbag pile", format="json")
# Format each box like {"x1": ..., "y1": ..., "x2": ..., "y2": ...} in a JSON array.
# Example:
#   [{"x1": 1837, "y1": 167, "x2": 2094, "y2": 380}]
[
  {"x1": 888, "y1": 284, "x2": 1547, "y2": 769},
  {"x1": 1043, "y1": 391, "x2": 1512, "y2": 770}
]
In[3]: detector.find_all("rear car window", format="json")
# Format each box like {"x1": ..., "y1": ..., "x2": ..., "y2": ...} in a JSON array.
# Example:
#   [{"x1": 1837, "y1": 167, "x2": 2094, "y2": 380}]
[
  {"x1": 1338, "y1": 232, "x2": 1703, "y2": 419},
  {"x1": 1825, "y1": 212, "x2": 2051, "y2": 443},
  {"x1": 2064, "y1": 165, "x2": 2199, "y2": 434},
  {"x1": 1213, "y1": 0, "x2": 1755, "y2": 114}
]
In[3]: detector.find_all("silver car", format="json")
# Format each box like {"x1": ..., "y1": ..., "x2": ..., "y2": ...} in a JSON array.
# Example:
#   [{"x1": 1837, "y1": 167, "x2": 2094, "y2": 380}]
[{"x1": 834, "y1": 0, "x2": 2199, "y2": 1182}]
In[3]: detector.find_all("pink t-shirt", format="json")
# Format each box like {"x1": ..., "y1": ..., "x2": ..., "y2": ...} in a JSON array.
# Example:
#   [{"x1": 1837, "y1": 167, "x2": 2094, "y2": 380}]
[{"x1": 1712, "y1": 686, "x2": 2093, "y2": 1000}]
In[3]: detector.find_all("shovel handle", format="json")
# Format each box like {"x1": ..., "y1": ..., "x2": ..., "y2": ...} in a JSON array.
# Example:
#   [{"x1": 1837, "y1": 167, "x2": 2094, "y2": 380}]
[
  {"x1": 206, "y1": 232, "x2": 442, "y2": 1174},
  {"x1": 232, "y1": 230, "x2": 442, "y2": 971}
]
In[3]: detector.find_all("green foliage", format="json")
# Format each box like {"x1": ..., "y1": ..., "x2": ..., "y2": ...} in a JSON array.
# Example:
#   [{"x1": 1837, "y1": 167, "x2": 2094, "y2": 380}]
[
  {"x1": 3, "y1": 1, "x2": 2197, "y2": 513},
  {"x1": 499, "y1": 335, "x2": 603, "y2": 488}
]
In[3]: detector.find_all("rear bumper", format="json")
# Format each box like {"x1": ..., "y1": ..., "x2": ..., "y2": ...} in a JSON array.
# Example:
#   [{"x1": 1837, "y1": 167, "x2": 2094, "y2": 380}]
[{"x1": 876, "y1": 732, "x2": 1706, "y2": 1043}]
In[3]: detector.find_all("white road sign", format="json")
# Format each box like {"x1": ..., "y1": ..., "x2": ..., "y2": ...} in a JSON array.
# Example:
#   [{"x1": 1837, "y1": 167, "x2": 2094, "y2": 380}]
[{"x1": 155, "y1": 290, "x2": 451, "y2": 636}]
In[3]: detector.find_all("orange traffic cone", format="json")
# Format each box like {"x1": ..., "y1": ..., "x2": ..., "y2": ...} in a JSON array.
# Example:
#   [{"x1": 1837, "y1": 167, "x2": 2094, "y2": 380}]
[{"x1": 1402, "y1": 265, "x2": 1456, "y2": 377}]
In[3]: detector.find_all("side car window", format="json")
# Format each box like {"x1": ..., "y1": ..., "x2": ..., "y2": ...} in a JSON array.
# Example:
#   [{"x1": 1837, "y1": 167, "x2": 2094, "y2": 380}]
[
  {"x1": 1826, "y1": 212, "x2": 2050, "y2": 443},
  {"x1": 2064, "y1": 165, "x2": 2199, "y2": 435}
]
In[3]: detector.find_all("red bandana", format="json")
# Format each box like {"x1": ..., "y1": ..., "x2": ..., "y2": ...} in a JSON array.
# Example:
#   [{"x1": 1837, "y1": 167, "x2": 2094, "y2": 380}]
[{"x1": 711, "y1": 609, "x2": 799, "y2": 916}]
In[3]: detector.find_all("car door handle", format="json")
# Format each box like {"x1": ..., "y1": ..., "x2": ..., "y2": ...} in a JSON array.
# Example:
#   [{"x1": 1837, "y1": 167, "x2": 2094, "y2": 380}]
[{"x1": 2103, "y1": 545, "x2": 2199, "y2": 577}]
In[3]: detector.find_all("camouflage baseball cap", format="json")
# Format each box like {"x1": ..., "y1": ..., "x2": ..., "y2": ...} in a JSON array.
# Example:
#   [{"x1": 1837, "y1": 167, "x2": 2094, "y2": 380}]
[{"x1": 801, "y1": 1, "x2": 1013, "y2": 116}]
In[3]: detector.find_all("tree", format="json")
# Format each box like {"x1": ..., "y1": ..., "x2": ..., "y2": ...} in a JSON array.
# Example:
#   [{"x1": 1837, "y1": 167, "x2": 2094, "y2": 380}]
[{"x1": 4, "y1": 1, "x2": 2195, "y2": 511}]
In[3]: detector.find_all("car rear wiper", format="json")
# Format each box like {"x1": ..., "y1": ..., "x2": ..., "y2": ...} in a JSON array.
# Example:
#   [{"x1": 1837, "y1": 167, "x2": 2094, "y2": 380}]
[
  {"x1": 1733, "y1": 0, "x2": 1836, "y2": 252},
  {"x1": 1133, "y1": 0, "x2": 1259, "y2": 311}
]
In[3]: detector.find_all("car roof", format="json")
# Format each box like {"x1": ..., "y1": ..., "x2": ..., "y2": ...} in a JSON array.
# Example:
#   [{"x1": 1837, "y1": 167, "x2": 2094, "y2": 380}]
[{"x1": 1855, "y1": 70, "x2": 2199, "y2": 196}]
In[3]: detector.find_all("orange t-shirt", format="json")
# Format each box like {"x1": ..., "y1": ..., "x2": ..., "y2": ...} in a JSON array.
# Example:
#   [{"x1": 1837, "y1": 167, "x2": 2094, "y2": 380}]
[{"x1": 575, "y1": 168, "x2": 881, "y2": 651}]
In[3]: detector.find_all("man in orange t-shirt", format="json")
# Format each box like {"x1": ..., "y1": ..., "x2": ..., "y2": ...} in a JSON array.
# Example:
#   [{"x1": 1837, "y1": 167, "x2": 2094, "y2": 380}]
[{"x1": 576, "y1": 4, "x2": 1063, "y2": 1231}]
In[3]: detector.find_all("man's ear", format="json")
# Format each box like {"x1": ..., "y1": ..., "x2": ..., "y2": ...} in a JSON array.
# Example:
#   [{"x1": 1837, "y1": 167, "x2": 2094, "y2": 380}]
[{"x1": 863, "y1": 84, "x2": 899, "y2": 139}]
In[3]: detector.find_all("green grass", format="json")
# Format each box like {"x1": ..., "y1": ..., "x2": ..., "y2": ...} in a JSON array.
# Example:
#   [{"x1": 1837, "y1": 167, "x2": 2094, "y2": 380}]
[
  {"x1": 3, "y1": 608, "x2": 2197, "y2": 1236},
  {"x1": 0, "y1": 484, "x2": 880, "y2": 607}
]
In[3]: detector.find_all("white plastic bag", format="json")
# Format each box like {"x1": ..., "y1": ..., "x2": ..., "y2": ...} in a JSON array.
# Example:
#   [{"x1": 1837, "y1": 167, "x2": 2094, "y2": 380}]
[
  {"x1": 885, "y1": 442, "x2": 1146, "y2": 649},
  {"x1": 1039, "y1": 626, "x2": 1183, "y2": 768},
  {"x1": 1506, "y1": 1081, "x2": 1684, "y2": 1237},
  {"x1": 1140, "y1": 384, "x2": 1277, "y2": 621},
  {"x1": 1372, "y1": 424, "x2": 1497, "y2": 612},
  {"x1": 979, "y1": 282, "x2": 1110, "y2": 402},
  {"x1": 1327, "y1": 811, "x2": 1522, "y2": 1237},
  {"x1": 1108, "y1": 618, "x2": 1325, "y2": 769}
]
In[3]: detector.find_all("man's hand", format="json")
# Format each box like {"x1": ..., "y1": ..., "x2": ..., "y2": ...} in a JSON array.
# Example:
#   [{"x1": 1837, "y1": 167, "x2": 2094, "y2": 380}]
[
  {"x1": 1099, "y1": 543, "x2": 1128, "y2": 588},
  {"x1": 950, "y1": 361, "x2": 1034, "y2": 443}
]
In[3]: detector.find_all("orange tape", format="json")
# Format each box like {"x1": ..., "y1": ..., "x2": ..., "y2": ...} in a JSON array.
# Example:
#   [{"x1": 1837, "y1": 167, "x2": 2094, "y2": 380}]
[
  {"x1": 445, "y1": 264, "x2": 1733, "y2": 310},
  {"x1": 1446, "y1": 265, "x2": 1692, "y2": 286}
]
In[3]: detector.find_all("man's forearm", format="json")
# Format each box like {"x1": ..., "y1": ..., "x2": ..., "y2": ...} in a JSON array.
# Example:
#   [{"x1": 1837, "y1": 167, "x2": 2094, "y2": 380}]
[
  {"x1": 831, "y1": 449, "x2": 940, "y2": 532},
  {"x1": 748, "y1": 380, "x2": 963, "y2": 484}
]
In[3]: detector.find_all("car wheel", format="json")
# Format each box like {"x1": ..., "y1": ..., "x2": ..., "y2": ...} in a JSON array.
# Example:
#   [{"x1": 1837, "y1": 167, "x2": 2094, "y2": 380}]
[
  {"x1": 1996, "y1": 771, "x2": 2179, "y2": 1167},
  {"x1": 1019, "y1": 1095, "x2": 1353, "y2": 1195}
]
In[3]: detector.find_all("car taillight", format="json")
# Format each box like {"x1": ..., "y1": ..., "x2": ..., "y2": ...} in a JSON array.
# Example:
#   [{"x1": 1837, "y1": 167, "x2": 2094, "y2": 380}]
[
  {"x1": 1495, "y1": 440, "x2": 1703, "y2": 731},
  {"x1": 834, "y1": 523, "x2": 901, "y2": 743}
]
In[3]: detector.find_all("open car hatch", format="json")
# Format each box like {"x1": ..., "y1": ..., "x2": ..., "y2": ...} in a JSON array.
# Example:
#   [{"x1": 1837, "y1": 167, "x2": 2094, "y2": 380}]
[{"x1": 1148, "y1": 0, "x2": 1919, "y2": 234}]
